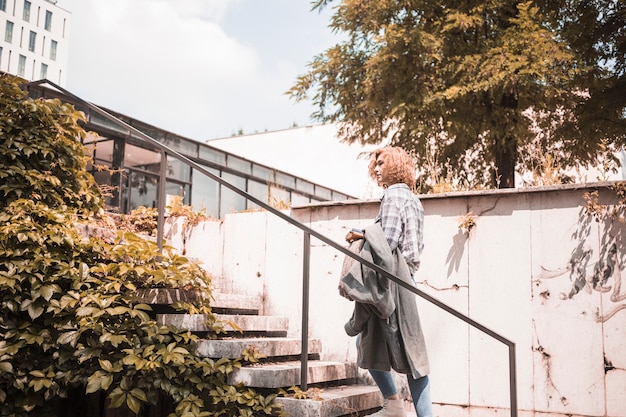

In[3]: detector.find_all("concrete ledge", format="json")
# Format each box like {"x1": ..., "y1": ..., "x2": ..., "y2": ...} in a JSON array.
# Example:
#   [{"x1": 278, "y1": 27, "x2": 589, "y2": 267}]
[{"x1": 212, "y1": 292, "x2": 261, "y2": 313}]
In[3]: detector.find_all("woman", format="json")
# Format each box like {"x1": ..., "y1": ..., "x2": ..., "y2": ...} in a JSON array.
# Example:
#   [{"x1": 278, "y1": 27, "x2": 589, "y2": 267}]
[{"x1": 343, "y1": 147, "x2": 433, "y2": 417}]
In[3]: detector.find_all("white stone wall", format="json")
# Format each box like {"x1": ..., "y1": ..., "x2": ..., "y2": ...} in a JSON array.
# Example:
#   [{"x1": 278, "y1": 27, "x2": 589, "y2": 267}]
[{"x1": 168, "y1": 183, "x2": 626, "y2": 417}]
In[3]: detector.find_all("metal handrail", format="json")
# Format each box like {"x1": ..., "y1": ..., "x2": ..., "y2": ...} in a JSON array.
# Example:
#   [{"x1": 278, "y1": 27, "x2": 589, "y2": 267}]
[{"x1": 26, "y1": 79, "x2": 518, "y2": 417}]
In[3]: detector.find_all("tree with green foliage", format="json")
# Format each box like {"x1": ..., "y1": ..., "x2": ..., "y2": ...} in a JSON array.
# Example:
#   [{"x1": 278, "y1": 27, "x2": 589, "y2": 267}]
[
  {"x1": 0, "y1": 74, "x2": 282, "y2": 417},
  {"x1": 289, "y1": 0, "x2": 625, "y2": 189}
]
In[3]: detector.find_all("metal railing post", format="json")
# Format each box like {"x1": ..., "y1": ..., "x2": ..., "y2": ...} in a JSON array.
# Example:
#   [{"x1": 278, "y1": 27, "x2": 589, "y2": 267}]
[
  {"x1": 156, "y1": 151, "x2": 167, "y2": 254},
  {"x1": 300, "y1": 232, "x2": 311, "y2": 391},
  {"x1": 509, "y1": 344, "x2": 518, "y2": 417}
]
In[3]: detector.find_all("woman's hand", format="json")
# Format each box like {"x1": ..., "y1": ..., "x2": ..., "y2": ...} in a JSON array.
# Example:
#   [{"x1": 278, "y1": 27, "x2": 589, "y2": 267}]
[{"x1": 345, "y1": 228, "x2": 364, "y2": 242}]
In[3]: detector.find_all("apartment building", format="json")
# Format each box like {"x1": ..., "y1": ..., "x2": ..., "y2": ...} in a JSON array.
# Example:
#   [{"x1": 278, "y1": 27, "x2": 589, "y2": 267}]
[{"x1": 0, "y1": 0, "x2": 69, "y2": 85}]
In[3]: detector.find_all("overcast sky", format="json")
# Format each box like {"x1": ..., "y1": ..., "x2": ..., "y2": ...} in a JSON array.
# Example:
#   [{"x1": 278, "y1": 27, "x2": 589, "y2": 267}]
[{"x1": 56, "y1": 0, "x2": 340, "y2": 142}]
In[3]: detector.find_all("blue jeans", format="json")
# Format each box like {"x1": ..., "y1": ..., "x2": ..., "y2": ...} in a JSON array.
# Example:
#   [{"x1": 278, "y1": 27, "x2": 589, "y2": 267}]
[{"x1": 369, "y1": 368, "x2": 433, "y2": 417}]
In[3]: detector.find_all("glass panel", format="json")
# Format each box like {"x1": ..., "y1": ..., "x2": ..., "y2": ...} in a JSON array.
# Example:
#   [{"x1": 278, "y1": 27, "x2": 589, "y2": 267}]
[
  {"x1": 182, "y1": 184, "x2": 191, "y2": 205},
  {"x1": 166, "y1": 181, "x2": 189, "y2": 206},
  {"x1": 199, "y1": 146, "x2": 226, "y2": 164},
  {"x1": 332, "y1": 191, "x2": 349, "y2": 201},
  {"x1": 167, "y1": 155, "x2": 190, "y2": 182},
  {"x1": 226, "y1": 155, "x2": 251, "y2": 174},
  {"x1": 247, "y1": 180, "x2": 269, "y2": 211},
  {"x1": 252, "y1": 164, "x2": 274, "y2": 182},
  {"x1": 5, "y1": 21, "x2": 13, "y2": 43},
  {"x1": 89, "y1": 111, "x2": 131, "y2": 135},
  {"x1": 17, "y1": 55, "x2": 25, "y2": 76},
  {"x1": 296, "y1": 178, "x2": 314, "y2": 195},
  {"x1": 89, "y1": 164, "x2": 120, "y2": 212},
  {"x1": 291, "y1": 193, "x2": 310, "y2": 206},
  {"x1": 269, "y1": 185, "x2": 290, "y2": 208},
  {"x1": 315, "y1": 185, "x2": 332, "y2": 200},
  {"x1": 125, "y1": 143, "x2": 161, "y2": 173},
  {"x1": 89, "y1": 163, "x2": 112, "y2": 185},
  {"x1": 50, "y1": 39, "x2": 57, "y2": 60},
  {"x1": 23, "y1": 1, "x2": 30, "y2": 21},
  {"x1": 275, "y1": 172, "x2": 295, "y2": 189},
  {"x1": 220, "y1": 172, "x2": 246, "y2": 216},
  {"x1": 44, "y1": 10, "x2": 52, "y2": 31},
  {"x1": 161, "y1": 135, "x2": 198, "y2": 157},
  {"x1": 190, "y1": 166, "x2": 219, "y2": 218},
  {"x1": 127, "y1": 171, "x2": 158, "y2": 211},
  {"x1": 28, "y1": 31, "x2": 35, "y2": 52},
  {"x1": 82, "y1": 131, "x2": 101, "y2": 145},
  {"x1": 83, "y1": 134, "x2": 115, "y2": 164}
]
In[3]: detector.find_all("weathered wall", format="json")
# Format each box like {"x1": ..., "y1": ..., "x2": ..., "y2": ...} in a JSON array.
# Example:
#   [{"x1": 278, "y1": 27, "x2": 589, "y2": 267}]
[{"x1": 167, "y1": 182, "x2": 626, "y2": 417}]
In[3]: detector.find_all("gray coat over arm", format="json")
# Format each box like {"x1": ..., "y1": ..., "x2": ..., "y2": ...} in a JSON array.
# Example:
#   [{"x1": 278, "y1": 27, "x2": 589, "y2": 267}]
[{"x1": 340, "y1": 223, "x2": 430, "y2": 379}]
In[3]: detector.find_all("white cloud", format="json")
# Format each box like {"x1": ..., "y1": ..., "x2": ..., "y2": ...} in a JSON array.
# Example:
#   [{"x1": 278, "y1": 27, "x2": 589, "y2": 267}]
[{"x1": 58, "y1": 0, "x2": 339, "y2": 140}]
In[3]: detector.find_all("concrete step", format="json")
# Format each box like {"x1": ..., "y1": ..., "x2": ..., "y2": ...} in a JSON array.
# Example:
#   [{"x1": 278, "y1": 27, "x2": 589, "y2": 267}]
[
  {"x1": 216, "y1": 313, "x2": 289, "y2": 333},
  {"x1": 157, "y1": 313, "x2": 289, "y2": 334},
  {"x1": 212, "y1": 292, "x2": 261, "y2": 314},
  {"x1": 134, "y1": 289, "x2": 262, "y2": 314},
  {"x1": 194, "y1": 336, "x2": 322, "y2": 359},
  {"x1": 134, "y1": 287, "x2": 204, "y2": 304},
  {"x1": 277, "y1": 384, "x2": 382, "y2": 417},
  {"x1": 228, "y1": 360, "x2": 359, "y2": 388}
]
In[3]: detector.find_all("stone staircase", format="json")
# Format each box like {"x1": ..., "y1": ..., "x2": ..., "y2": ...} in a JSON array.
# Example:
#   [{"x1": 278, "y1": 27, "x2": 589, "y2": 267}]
[{"x1": 135, "y1": 288, "x2": 383, "y2": 417}]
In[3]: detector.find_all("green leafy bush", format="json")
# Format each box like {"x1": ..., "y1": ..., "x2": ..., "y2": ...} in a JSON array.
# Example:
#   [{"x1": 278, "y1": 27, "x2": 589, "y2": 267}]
[
  {"x1": 0, "y1": 75, "x2": 282, "y2": 416},
  {"x1": 0, "y1": 75, "x2": 102, "y2": 216}
]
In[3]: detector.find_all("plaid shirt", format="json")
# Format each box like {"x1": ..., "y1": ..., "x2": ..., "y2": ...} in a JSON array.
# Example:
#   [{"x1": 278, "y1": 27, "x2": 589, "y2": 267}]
[{"x1": 374, "y1": 183, "x2": 424, "y2": 274}]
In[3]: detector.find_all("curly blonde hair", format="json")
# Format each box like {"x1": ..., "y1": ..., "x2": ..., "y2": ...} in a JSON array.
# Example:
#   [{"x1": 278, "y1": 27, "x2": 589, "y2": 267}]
[{"x1": 368, "y1": 147, "x2": 416, "y2": 188}]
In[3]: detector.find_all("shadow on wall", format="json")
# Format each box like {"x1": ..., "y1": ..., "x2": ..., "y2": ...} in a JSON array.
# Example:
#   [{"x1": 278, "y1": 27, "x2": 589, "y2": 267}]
[
  {"x1": 538, "y1": 196, "x2": 626, "y2": 323},
  {"x1": 446, "y1": 230, "x2": 469, "y2": 278}
]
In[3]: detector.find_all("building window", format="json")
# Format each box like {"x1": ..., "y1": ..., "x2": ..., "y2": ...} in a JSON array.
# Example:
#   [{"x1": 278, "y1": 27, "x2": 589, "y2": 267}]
[
  {"x1": 49, "y1": 39, "x2": 57, "y2": 60},
  {"x1": 247, "y1": 180, "x2": 270, "y2": 210},
  {"x1": 252, "y1": 164, "x2": 275, "y2": 182},
  {"x1": 0, "y1": 0, "x2": 6, "y2": 12},
  {"x1": 291, "y1": 193, "x2": 311, "y2": 205},
  {"x1": 0, "y1": 47, "x2": 3, "y2": 69},
  {"x1": 220, "y1": 172, "x2": 246, "y2": 216},
  {"x1": 125, "y1": 171, "x2": 159, "y2": 212},
  {"x1": 166, "y1": 181, "x2": 189, "y2": 206},
  {"x1": 226, "y1": 155, "x2": 252, "y2": 174},
  {"x1": 44, "y1": 10, "x2": 52, "y2": 31},
  {"x1": 167, "y1": 155, "x2": 191, "y2": 182},
  {"x1": 28, "y1": 30, "x2": 36, "y2": 52},
  {"x1": 5, "y1": 21, "x2": 13, "y2": 43},
  {"x1": 17, "y1": 54, "x2": 26, "y2": 76},
  {"x1": 40, "y1": 62, "x2": 47, "y2": 79},
  {"x1": 23, "y1": 1, "x2": 31, "y2": 22},
  {"x1": 191, "y1": 166, "x2": 220, "y2": 216},
  {"x1": 269, "y1": 185, "x2": 290, "y2": 207}
]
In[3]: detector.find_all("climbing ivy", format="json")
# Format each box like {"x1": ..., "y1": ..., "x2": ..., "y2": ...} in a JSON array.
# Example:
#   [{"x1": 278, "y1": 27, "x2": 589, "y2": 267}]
[
  {"x1": 582, "y1": 182, "x2": 626, "y2": 223},
  {"x1": 0, "y1": 74, "x2": 102, "y2": 216},
  {"x1": 0, "y1": 74, "x2": 283, "y2": 416}
]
